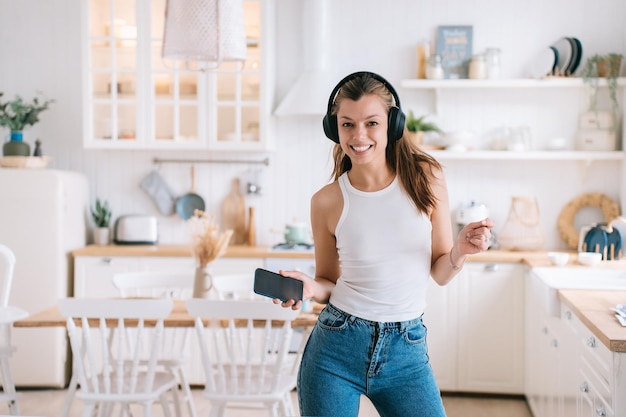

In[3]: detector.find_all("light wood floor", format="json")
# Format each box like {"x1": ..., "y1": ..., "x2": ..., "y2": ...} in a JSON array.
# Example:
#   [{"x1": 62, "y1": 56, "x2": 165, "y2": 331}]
[{"x1": 9, "y1": 388, "x2": 533, "y2": 417}]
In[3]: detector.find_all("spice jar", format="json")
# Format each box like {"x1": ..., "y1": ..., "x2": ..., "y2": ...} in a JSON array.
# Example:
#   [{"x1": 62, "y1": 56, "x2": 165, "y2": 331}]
[
  {"x1": 468, "y1": 54, "x2": 487, "y2": 79},
  {"x1": 426, "y1": 55, "x2": 444, "y2": 80},
  {"x1": 485, "y1": 48, "x2": 502, "y2": 79}
]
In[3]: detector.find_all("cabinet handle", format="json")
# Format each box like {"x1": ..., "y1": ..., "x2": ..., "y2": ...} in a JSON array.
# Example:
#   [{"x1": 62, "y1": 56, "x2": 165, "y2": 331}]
[
  {"x1": 579, "y1": 382, "x2": 589, "y2": 393},
  {"x1": 541, "y1": 326, "x2": 548, "y2": 335},
  {"x1": 565, "y1": 311, "x2": 572, "y2": 320},
  {"x1": 596, "y1": 406, "x2": 606, "y2": 416},
  {"x1": 551, "y1": 339, "x2": 558, "y2": 348},
  {"x1": 587, "y1": 337, "x2": 596, "y2": 348},
  {"x1": 101, "y1": 257, "x2": 112, "y2": 264},
  {"x1": 484, "y1": 263, "x2": 498, "y2": 272}
]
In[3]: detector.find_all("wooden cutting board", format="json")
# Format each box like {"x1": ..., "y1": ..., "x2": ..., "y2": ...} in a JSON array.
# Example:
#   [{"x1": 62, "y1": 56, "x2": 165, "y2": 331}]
[{"x1": 222, "y1": 178, "x2": 247, "y2": 245}]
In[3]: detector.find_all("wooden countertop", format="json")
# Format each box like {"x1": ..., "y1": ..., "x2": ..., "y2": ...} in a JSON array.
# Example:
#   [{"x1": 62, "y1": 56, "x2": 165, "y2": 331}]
[
  {"x1": 72, "y1": 244, "x2": 316, "y2": 259},
  {"x1": 558, "y1": 289, "x2": 626, "y2": 352},
  {"x1": 14, "y1": 299, "x2": 320, "y2": 329},
  {"x1": 73, "y1": 244, "x2": 567, "y2": 264}
]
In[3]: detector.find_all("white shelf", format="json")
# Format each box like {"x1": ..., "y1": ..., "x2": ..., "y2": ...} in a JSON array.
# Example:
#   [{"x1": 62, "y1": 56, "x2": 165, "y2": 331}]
[
  {"x1": 401, "y1": 77, "x2": 626, "y2": 89},
  {"x1": 426, "y1": 150, "x2": 623, "y2": 161}
]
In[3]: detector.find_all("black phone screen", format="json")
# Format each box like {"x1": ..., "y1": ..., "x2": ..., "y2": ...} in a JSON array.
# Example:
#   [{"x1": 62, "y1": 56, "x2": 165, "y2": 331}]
[{"x1": 253, "y1": 268, "x2": 304, "y2": 302}]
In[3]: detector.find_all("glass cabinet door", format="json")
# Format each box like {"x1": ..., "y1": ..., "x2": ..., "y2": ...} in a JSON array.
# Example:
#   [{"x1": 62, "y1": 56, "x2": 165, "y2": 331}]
[
  {"x1": 83, "y1": 0, "x2": 269, "y2": 150},
  {"x1": 86, "y1": 0, "x2": 140, "y2": 146}
]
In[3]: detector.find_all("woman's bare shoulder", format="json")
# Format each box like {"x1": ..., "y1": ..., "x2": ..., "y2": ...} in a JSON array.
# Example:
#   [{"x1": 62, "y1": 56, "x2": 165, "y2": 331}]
[{"x1": 312, "y1": 181, "x2": 341, "y2": 211}]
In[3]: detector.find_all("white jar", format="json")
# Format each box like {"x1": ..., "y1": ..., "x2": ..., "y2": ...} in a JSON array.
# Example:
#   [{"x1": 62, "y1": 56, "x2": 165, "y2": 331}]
[
  {"x1": 468, "y1": 54, "x2": 487, "y2": 79},
  {"x1": 426, "y1": 55, "x2": 444, "y2": 80},
  {"x1": 485, "y1": 48, "x2": 501, "y2": 79}
]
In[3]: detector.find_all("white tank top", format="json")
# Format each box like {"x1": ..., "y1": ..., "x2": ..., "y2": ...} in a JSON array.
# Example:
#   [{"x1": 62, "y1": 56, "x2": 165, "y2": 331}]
[{"x1": 329, "y1": 172, "x2": 432, "y2": 322}]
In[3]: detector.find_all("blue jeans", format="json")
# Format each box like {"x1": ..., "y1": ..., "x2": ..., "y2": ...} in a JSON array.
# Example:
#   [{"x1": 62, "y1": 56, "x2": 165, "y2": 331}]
[{"x1": 297, "y1": 303, "x2": 446, "y2": 417}]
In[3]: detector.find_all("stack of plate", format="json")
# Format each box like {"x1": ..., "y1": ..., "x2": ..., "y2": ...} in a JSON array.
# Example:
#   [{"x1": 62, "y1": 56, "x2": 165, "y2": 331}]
[{"x1": 529, "y1": 37, "x2": 582, "y2": 78}]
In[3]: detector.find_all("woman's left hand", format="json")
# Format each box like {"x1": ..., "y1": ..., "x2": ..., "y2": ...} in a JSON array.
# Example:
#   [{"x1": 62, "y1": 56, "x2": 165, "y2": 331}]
[{"x1": 457, "y1": 218, "x2": 495, "y2": 255}]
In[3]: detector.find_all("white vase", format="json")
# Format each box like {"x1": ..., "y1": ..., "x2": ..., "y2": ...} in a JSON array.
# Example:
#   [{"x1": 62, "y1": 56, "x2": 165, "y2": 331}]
[
  {"x1": 93, "y1": 227, "x2": 110, "y2": 245},
  {"x1": 193, "y1": 266, "x2": 215, "y2": 298}
]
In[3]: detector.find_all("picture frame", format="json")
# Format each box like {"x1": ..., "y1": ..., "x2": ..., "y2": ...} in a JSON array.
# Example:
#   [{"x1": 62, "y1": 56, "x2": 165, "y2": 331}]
[{"x1": 436, "y1": 25, "x2": 473, "y2": 79}]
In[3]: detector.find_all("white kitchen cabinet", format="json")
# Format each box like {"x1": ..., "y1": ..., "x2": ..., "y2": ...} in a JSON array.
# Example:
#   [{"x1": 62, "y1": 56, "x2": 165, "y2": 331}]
[
  {"x1": 525, "y1": 271, "x2": 561, "y2": 417},
  {"x1": 425, "y1": 262, "x2": 525, "y2": 394},
  {"x1": 74, "y1": 256, "x2": 141, "y2": 297},
  {"x1": 527, "y1": 270, "x2": 626, "y2": 417},
  {"x1": 82, "y1": 0, "x2": 273, "y2": 151}
]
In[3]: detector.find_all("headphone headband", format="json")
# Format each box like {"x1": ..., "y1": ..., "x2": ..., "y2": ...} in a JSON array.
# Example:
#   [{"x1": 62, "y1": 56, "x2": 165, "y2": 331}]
[{"x1": 322, "y1": 71, "x2": 406, "y2": 143}]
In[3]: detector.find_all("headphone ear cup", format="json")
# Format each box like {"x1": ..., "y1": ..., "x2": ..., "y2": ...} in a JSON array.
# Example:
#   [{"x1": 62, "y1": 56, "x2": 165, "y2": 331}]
[
  {"x1": 322, "y1": 114, "x2": 340, "y2": 143},
  {"x1": 387, "y1": 107, "x2": 406, "y2": 142}
]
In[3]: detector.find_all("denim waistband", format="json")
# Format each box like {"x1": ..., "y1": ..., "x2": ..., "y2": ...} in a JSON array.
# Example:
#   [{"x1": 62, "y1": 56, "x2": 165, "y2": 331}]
[{"x1": 326, "y1": 302, "x2": 423, "y2": 331}]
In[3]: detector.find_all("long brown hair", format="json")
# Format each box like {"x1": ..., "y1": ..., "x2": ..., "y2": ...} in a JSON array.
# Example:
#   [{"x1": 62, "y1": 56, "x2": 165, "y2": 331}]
[{"x1": 329, "y1": 73, "x2": 442, "y2": 215}]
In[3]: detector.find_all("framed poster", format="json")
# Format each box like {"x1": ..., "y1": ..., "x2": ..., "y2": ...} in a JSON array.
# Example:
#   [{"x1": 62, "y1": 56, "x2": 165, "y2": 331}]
[{"x1": 436, "y1": 25, "x2": 473, "y2": 79}]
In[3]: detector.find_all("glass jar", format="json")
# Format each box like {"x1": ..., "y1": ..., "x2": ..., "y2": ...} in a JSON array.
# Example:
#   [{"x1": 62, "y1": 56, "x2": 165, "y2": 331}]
[
  {"x1": 426, "y1": 55, "x2": 444, "y2": 80},
  {"x1": 485, "y1": 48, "x2": 501, "y2": 79},
  {"x1": 468, "y1": 54, "x2": 487, "y2": 79}
]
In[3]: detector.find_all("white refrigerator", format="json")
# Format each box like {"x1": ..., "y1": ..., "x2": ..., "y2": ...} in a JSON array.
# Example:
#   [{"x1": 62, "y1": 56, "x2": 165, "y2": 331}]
[{"x1": 0, "y1": 168, "x2": 88, "y2": 387}]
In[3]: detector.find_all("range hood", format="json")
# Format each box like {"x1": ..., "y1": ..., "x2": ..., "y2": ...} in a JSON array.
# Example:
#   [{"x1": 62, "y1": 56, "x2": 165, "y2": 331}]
[{"x1": 274, "y1": 0, "x2": 334, "y2": 116}]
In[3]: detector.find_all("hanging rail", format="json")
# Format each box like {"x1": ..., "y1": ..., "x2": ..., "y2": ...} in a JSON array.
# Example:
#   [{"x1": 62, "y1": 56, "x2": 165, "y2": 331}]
[{"x1": 153, "y1": 157, "x2": 270, "y2": 166}]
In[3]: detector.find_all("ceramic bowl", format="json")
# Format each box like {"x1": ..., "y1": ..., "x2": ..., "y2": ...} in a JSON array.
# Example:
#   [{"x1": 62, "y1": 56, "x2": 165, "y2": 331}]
[
  {"x1": 547, "y1": 252, "x2": 570, "y2": 266},
  {"x1": 577, "y1": 251, "x2": 602, "y2": 266}
]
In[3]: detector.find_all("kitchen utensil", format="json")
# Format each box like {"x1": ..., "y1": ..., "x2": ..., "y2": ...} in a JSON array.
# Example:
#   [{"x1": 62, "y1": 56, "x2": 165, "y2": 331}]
[
  {"x1": 221, "y1": 178, "x2": 247, "y2": 244},
  {"x1": 551, "y1": 37, "x2": 573, "y2": 75},
  {"x1": 284, "y1": 222, "x2": 310, "y2": 245},
  {"x1": 578, "y1": 223, "x2": 622, "y2": 260},
  {"x1": 139, "y1": 170, "x2": 176, "y2": 215},
  {"x1": 610, "y1": 307, "x2": 626, "y2": 319},
  {"x1": 547, "y1": 252, "x2": 570, "y2": 266},
  {"x1": 615, "y1": 313, "x2": 626, "y2": 327},
  {"x1": 175, "y1": 166, "x2": 205, "y2": 220},
  {"x1": 577, "y1": 251, "x2": 602, "y2": 266},
  {"x1": 529, "y1": 46, "x2": 558, "y2": 78},
  {"x1": 114, "y1": 215, "x2": 158, "y2": 244}
]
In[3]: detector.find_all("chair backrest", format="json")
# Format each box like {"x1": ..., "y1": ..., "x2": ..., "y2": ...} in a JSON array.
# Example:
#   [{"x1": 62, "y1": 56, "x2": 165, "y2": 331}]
[
  {"x1": 112, "y1": 270, "x2": 195, "y2": 299},
  {"x1": 57, "y1": 298, "x2": 174, "y2": 399},
  {"x1": 186, "y1": 298, "x2": 300, "y2": 398},
  {"x1": 0, "y1": 244, "x2": 17, "y2": 308},
  {"x1": 211, "y1": 273, "x2": 256, "y2": 300}
]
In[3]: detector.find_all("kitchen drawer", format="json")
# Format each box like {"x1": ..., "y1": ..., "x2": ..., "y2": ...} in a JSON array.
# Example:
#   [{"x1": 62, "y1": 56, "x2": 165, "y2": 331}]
[
  {"x1": 579, "y1": 357, "x2": 614, "y2": 417},
  {"x1": 574, "y1": 315, "x2": 612, "y2": 387}
]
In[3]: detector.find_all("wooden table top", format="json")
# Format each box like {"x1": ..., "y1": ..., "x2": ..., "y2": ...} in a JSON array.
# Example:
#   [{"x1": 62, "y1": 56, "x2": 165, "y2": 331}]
[
  {"x1": 558, "y1": 289, "x2": 626, "y2": 352},
  {"x1": 14, "y1": 299, "x2": 321, "y2": 329}
]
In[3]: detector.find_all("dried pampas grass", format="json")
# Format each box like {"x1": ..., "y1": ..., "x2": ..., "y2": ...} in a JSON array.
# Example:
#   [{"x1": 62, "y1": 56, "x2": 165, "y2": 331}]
[{"x1": 188, "y1": 209, "x2": 233, "y2": 268}]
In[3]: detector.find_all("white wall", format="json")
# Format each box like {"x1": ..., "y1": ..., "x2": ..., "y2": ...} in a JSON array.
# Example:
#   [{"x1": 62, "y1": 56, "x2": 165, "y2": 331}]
[{"x1": 0, "y1": 0, "x2": 625, "y2": 249}]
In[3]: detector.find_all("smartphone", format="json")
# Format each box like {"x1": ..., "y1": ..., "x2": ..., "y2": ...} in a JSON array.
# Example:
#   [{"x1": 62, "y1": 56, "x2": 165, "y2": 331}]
[{"x1": 253, "y1": 268, "x2": 304, "y2": 302}]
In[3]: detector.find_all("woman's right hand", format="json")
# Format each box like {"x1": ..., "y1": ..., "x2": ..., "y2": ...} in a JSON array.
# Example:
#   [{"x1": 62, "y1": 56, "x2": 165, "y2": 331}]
[{"x1": 272, "y1": 269, "x2": 316, "y2": 310}]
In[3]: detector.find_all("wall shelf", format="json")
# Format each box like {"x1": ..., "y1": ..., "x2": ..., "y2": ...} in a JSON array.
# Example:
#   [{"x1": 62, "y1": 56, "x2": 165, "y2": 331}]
[
  {"x1": 426, "y1": 150, "x2": 623, "y2": 161},
  {"x1": 401, "y1": 77, "x2": 626, "y2": 89}
]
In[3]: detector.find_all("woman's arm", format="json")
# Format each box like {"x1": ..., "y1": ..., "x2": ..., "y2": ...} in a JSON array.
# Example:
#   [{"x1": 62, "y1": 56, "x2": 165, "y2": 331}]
[
  {"x1": 275, "y1": 182, "x2": 342, "y2": 309},
  {"x1": 428, "y1": 166, "x2": 493, "y2": 285}
]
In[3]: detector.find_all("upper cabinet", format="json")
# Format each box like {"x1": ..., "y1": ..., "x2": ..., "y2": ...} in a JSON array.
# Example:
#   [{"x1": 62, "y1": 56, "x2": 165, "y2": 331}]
[{"x1": 82, "y1": 0, "x2": 272, "y2": 151}]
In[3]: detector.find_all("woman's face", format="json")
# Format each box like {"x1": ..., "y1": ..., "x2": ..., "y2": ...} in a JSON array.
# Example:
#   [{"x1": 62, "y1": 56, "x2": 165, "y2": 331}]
[{"x1": 336, "y1": 94, "x2": 389, "y2": 166}]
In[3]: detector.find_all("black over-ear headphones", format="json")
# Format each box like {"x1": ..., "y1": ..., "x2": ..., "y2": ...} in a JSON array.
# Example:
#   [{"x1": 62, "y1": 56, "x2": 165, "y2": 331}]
[{"x1": 322, "y1": 71, "x2": 406, "y2": 144}]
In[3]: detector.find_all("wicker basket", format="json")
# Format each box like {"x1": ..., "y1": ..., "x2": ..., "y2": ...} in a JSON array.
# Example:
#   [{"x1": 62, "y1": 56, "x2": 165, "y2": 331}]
[{"x1": 0, "y1": 156, "x2": 51, "y2": 169}]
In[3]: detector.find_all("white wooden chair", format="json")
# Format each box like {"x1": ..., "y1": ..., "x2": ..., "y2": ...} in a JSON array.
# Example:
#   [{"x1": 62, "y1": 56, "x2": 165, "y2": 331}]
[
  {"x1": 186, "y1": 298, "x2": 300, "y2": 417},
  {"x1": 58, "y1": 297, "x2": 178, "y2": 417},
  {"x1": 0, "y1": 244, "x2": 29, "y2": 416},
  {"x1": 112, "y1": 271, "x2": 197, "y2": 417},
  {"x1": 211, "y1": 273, "x2": 256, "y2": 300}
]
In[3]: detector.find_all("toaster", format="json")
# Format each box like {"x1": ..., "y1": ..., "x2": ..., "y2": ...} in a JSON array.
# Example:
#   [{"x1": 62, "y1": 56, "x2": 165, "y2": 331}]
[{"x1": 114, "y1": 215, "x2": 158, "y2": 245}]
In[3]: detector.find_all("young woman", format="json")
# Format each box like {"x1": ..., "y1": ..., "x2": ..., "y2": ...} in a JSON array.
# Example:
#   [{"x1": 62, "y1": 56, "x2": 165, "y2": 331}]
[{"x1": 276, "y1": 71, "x2": 494, "y2": 417}]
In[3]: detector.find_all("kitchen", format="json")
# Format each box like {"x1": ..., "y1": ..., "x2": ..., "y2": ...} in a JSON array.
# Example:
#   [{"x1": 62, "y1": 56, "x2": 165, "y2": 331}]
[{"x1": 0, "y1": 0, "x2": 625, "y2": 416}]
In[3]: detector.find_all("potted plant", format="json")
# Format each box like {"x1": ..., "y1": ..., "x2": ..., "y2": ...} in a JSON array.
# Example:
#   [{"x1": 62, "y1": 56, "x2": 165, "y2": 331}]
[
  {"x1": 405, "y1": 110, "x2": 442, "y2": 146},
  {"x1": 0, "y1": 92, "x2": 54, "y2": 157},
  {"x1": 91, "y1": 198, "x2": 112, "y2": 245},
  {"x1": 580, "y1": 53, "x2": 623, "y2": 126}
]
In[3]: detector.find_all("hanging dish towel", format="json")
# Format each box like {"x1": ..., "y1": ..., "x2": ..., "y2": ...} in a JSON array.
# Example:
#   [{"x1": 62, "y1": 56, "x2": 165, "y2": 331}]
[{"x1": 140, "y1": 170, "x2": 177, "y2": 215}]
